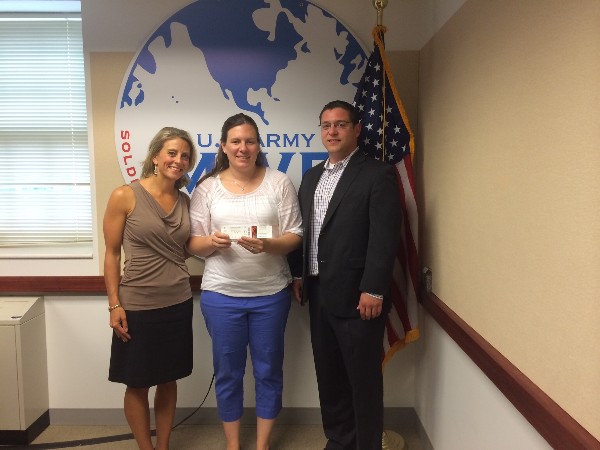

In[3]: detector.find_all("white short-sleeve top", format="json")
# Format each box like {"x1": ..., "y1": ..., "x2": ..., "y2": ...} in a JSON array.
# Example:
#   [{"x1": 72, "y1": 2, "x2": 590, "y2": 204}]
[{"x1": 190, "y1": 167, "x2": 302, "y2": 297}]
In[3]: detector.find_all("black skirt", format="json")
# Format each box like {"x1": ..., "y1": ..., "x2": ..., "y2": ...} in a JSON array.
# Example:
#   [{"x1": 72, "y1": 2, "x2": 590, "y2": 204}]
[{"x1": 109, "y1": 298, "x2": 193, "y2": 388}]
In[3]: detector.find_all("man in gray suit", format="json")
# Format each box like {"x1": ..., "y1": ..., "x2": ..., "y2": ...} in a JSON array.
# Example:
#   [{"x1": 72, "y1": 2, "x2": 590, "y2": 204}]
[{"x1": 291, "y1": 100, "x2": 401, "y2": 449}]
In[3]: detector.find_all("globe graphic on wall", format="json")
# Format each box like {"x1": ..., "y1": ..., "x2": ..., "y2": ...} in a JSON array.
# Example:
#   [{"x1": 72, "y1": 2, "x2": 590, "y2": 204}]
[{"x1": 114, "y1": 0, "x2": 368, "y2": 192}]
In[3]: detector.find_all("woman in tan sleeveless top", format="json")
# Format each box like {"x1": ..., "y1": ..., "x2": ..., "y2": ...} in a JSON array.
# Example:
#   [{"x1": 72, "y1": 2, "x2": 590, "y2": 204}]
[{"x1": 103, "y1": 127, "x2": 197, "y2": 450}]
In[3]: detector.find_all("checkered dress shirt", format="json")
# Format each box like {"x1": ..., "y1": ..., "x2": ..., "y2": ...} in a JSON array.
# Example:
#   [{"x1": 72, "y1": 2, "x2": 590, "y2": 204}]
[{"x1": 308, "y1": 148, "x2": 358, "y2": 276}]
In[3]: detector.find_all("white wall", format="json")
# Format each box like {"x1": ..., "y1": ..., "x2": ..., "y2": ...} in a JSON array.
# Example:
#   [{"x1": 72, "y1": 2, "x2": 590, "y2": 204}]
[
  {"x1": 415, "y1": 310, "x2": 552, "y2": 450},
  {"x1": 43, "y1": 295, "x2": 415, "y2": 413}
]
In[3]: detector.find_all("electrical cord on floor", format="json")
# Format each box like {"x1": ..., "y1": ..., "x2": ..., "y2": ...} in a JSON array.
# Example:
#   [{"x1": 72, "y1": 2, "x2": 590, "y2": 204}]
[
  {"x1": 172, "y1": 373, "x2": 215, "y2": 430},
  {"x1": 1, "y1": 374, "x2": 215, "y2": 449}
]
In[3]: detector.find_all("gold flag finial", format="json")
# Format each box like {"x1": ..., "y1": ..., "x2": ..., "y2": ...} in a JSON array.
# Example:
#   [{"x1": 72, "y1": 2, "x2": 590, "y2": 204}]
[{"x1": 372, "y1": 0, "x2": 388, "y2": 26}]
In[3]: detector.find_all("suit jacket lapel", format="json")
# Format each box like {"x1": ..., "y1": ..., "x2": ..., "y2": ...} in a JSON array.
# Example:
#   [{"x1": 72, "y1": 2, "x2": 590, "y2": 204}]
[{"x1": 321, "y1": 151, "x2": 365, "y2": 230}]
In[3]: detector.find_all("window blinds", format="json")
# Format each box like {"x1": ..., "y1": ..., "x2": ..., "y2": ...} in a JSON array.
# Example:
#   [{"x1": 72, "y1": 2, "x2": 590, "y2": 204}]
[{"x1": 0, "y1": 16, "x2": 92, "y2": 250}]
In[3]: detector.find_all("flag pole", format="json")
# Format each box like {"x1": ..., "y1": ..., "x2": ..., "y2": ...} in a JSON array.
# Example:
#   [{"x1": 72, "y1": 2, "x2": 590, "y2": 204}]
[
  {"x1": 373, "y1": 2, "x2": 407, "y2": 448},
  {"x1": 363, "y1": 2, "x2": 413, "y2": 448}
]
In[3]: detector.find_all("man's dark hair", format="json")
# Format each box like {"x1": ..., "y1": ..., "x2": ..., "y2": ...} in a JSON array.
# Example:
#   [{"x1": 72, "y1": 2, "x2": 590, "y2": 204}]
[{"x1": 319, "y1": 100, "x2": 359, "y2": 124}]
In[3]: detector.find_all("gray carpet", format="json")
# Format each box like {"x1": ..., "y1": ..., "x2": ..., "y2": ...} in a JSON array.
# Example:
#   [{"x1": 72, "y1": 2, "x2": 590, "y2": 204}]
[{"x1": 11, "y1": 424, "x2": 425, "y2": 449}]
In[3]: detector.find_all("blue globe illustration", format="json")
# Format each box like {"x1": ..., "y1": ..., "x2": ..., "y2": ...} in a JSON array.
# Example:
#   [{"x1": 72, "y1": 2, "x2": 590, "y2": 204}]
[{"x1": 115, "y1": 0, "x2": 368, "y2": 191}]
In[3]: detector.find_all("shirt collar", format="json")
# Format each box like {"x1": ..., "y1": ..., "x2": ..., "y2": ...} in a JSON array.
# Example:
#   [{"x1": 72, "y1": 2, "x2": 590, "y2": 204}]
[{"x1": 324, "y1": 147, "x2": 359, "y2": 170}]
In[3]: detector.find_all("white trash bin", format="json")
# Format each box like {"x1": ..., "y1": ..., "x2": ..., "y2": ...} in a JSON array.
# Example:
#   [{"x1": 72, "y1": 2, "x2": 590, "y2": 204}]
[{"x1": 0, "y1": 297, "x2": 50, "y2": 445}]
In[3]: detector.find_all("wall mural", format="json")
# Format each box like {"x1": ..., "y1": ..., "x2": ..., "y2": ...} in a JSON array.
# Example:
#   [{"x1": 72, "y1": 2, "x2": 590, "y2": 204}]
[{"x1": 115, "y1": 0, "x2": 368, "y2": 193}]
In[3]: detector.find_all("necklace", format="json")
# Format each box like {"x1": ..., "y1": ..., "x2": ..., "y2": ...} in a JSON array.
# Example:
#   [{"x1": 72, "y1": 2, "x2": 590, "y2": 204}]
[
  {"x1": 231, "y1": 178, "x2": 248, "y2": 191},
  {"x1": 227, "y1": 170, "x2": 256, "y2": 191}
]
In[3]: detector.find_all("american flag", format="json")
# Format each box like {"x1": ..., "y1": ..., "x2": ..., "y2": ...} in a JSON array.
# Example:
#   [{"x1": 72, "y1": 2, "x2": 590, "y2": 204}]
[{"x1": 353, "y1": 26, "x2": 420, "y2": 368}]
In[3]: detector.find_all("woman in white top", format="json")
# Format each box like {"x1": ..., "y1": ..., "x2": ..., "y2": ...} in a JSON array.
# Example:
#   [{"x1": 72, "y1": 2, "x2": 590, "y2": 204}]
[{"x1": 188, "y1": 113, "x2": 302, "y2": 450}]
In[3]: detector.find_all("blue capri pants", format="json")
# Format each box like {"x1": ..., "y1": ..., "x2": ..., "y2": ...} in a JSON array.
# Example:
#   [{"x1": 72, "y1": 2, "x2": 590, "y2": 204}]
[{"x1": 200, "y1": 288, "x2": 291, "y2": 422}]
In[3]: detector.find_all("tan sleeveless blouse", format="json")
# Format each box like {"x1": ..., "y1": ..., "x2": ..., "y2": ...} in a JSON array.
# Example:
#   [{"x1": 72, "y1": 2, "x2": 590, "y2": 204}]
[{"x1": 119, "y1": 181, "x2": 191, "y2": 310}]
